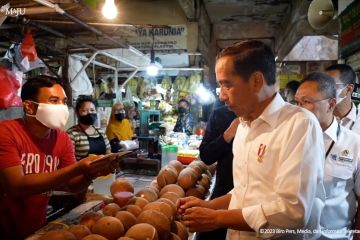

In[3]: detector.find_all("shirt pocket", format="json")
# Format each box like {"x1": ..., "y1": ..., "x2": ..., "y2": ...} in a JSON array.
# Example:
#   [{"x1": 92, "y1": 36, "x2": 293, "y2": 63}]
[{"x1": 324, "y1": 160, "x2": 353, "y2": 198}]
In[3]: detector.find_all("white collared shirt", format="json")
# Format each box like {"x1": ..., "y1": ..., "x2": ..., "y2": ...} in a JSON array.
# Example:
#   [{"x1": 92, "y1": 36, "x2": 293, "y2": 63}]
[
  {"x1": 320, "y1": 117, "x2": 360, "y2": 239},
  {"x1": 227, "y1": 93, "x2": 326, "y2": 240},
  {"x1": 339, "y1": 103, "x2": 360, "y2": 135}
]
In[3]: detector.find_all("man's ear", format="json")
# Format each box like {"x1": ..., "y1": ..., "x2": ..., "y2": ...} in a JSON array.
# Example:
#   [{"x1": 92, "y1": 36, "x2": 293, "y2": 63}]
[
  {"x1": 328, "y1": 98, "x2": 337, "y2": 112},
  {"x1": 346, "y1": 84, "x2": 354, "y2": 95},
  {"x1": 250, "y1": 71, "x2": 265, "y2": 93},
  {"x1": 23, "y1": 100, "x2": 36, "y2": 115}
]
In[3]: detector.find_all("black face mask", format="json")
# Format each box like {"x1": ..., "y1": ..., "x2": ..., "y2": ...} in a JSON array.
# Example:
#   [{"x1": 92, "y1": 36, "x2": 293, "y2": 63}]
[
  {"x1": 79, "y1": 113, "x2": 97, "y2": 125},
  {"x1": 178, "y1": 107, "x2": 187, "y2": 114},
  {"x1": 115, "y1": 113, "x2": 125, "y2": 121}
]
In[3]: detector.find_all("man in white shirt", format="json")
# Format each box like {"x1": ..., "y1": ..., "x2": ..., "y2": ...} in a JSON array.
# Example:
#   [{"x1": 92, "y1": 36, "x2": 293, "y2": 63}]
[
  {"x1": 295, "y1": 71, "x2": 360, "y2": 240},
  {"x1": 326, "y1": 64, "x2": 360, "y2": 134},
  {"x1": 177, "y1": 40, "x2": 325, "y2": 239}
]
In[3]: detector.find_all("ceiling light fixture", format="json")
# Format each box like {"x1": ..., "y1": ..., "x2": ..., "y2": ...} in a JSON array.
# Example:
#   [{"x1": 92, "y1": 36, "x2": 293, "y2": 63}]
[
  {"x1": 146, "y1": 27, "x2": 161, "y2": 76},
  {"x1": 102, "y1": 0, "x2": 117, "y2": 19},
  {"x1": 147, "y1": 49, "x2": 159, "y2": 76}
]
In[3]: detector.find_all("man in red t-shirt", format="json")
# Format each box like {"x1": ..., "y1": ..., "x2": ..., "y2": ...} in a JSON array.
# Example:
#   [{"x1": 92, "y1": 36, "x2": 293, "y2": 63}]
[{"x1": 0, "y1": 76, "x2": 117, "y2": 239}]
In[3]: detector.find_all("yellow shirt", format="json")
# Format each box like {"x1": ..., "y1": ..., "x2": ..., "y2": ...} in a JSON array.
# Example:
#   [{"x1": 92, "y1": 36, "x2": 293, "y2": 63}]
[
  {"x1": 106, "y1": 118, "x2": 133, "y2": 141},
  {"x1": 106, "y1": 104, "x2": 133, "y2": 141}
]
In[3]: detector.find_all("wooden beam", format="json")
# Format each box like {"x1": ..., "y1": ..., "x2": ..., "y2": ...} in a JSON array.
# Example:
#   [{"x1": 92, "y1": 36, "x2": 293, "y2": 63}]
[{"x1": 176, "y1": 0, "x2": 197, "y2": 20}]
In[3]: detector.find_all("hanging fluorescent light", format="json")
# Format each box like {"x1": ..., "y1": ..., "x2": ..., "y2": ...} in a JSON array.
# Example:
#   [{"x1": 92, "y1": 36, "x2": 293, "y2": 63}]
[
  {"x1": 102, "y1": 0, "x2": 117, "y2": 19},
  {"x1": 147, "y1": 49, "x2": 160, "y2": 76}
]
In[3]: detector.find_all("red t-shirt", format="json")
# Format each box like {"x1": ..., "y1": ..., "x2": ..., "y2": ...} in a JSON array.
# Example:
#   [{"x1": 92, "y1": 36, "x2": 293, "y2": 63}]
[{"x1": 0, "y1": 119, "x2": 76, "y2": 239}]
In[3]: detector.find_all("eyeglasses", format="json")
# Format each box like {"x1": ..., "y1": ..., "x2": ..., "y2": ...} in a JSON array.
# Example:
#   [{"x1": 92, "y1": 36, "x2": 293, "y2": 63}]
[
  {"x1": 335, "y1": 83, "x2": 348, "y2": 90},
  {"x1": 294, "y1": 97, "x2": 330, "y2": 107}
]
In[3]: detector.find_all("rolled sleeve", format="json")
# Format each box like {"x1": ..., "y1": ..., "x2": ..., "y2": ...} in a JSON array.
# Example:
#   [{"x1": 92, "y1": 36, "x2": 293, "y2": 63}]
[
  {"x1": 242, "y1": 204, "x2": 267, "y2": 233},
  {"x1": 263, "y1": 119, "x2": 324, "y2": 229},
  {"x1": 243, "y1": 117, "x2": 324, "y2": 239}
]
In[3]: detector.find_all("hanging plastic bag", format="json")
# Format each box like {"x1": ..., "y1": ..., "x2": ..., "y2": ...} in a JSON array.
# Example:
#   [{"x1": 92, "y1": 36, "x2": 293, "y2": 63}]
[
  {"x1": 123, "y1": 85, "x2": 134, "y2": 107},
  {"x1": 21, "y1": 32, "x2": 37, "y2": 62},
  {"x1": 68, "y1": 56, "x2": 93, "y2": 100},
  {"x1": 0, "y1": 67, "x2": 22, "y2": 109},
  {"x1": 4, "y1": 42, "x2": 44, "y2": 73}
]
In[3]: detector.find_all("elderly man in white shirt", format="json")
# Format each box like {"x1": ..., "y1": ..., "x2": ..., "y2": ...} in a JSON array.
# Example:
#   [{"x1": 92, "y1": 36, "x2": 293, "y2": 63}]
[
  {"x1": 177, "y1": 40, "x2": 325, "y2": 240},
  {"x1": 326, "y1": 64, "x2": 360, "y2": 135},
  {"x1": 295, "y1": 71, "x2": 360, "y2": 240}
]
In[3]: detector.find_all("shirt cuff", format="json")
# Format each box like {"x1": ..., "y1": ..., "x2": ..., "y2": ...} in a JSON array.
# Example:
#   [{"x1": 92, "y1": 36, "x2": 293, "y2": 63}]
[{"x1": 242, "y1": 204, "x2": 268, "y2": 233}]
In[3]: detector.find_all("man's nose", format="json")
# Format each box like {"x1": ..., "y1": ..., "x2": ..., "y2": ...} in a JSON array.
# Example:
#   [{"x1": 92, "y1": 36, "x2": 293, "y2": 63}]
[{"x1": 219, "y1": 89, "x2": 227, "y2": 102}]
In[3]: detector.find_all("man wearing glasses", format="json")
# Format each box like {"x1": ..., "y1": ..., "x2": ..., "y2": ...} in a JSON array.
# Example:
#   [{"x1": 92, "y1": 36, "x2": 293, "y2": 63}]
[
  {"x1": 326, "y1": 64, "x2": 360, "y2": 134},
  {"x1": 295, "y1": 72, "x2": 360, "y2": 240}
]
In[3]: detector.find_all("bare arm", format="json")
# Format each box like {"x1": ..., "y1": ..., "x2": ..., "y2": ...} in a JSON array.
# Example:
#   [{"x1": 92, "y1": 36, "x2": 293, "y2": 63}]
[
  {"x1": 179, "y1": 194, "x2": 252, "y2": 232},
  {"x1": 208, "y1": 193, "x2": 232, "y2": 209},
  {"x1": 0, "y1": 163, "x2": 84, "y2": 198},
  {"x1": 199, "y1": 114, "x2": 237, "y2": 165},
  {"x1": 216, "y1": 209, "x2": 252, "y2": 231},
  {"x1": 0, "y1": 154, "x2": 117, "y2": 198},
  {"x1": 177, "y1": 194, "x2": 232, "y2": 214},
  {"x1": 62, "y1": 174, "x2": 92, "y2": 193},
  {"x1": 223, "y1": 119, "x2": 240, "y2": 143}
]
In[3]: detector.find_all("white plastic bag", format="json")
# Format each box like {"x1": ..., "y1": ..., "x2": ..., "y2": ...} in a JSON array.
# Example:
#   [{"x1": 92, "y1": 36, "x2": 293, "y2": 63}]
[
  {"x1": 68, "y1": 56, "x2": 93, "y2": 99},
  {"x1": 119, "y1": 140, "x2": 138, "y2": 150}
]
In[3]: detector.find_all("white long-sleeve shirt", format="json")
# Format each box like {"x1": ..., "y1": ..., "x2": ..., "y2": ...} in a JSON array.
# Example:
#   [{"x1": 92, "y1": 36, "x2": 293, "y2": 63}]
[
  {"x1": 339, "y1": 103, "x2": 360, "y2": 135},
  {"x1": 227, "y1": 93, "x2": 326, "y2": 240},
  {"x1": 320, "y1": 117, "x2": 360, "y2": 239}
]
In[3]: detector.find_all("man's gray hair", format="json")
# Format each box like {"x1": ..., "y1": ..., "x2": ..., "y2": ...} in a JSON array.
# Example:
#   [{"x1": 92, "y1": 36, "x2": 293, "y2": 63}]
[{"x1": 300, "y1": 72, "x2": 336, "y2": 98}]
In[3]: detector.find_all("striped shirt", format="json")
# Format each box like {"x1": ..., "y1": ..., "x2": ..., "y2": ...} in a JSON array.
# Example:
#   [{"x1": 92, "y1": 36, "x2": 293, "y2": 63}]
[{"x1": 67, "y1": 125, "x2": 111, "y2": 160}]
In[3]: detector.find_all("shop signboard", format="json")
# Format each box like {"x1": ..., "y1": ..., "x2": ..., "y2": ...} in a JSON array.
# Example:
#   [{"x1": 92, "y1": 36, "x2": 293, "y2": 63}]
[
  {"x1": 340, "y1": 0, "x2": 360, "y2": 58},
  {"x1": 117, "y1": 25, "x2": 187, "y2": 52}
]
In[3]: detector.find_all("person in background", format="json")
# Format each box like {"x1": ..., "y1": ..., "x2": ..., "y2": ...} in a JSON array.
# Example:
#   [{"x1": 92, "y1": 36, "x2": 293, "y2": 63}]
[
  {"x1": 326, "y1": 64, "x2": 360, "y2": 134},
  {"x1": 295, "y1": 72, "x2": 360, "y2": 240},
  {"x1": 106, "y1": 102, "x2": 133, "y2": 152},
  {"x1": 177, "y1": 40, "x2": 325, "y2": 240},
  {"x1": 284, "y1": 80, "x2": 300, "y2": 104},
  {"x1": 126, "y1": 102, "x2": 139, "y2": 134},
  {"x1": 173, "y1": 99, "x2": 195, "y2": 136},
  {"x1": 197, "y1": 105, "x2": 238, "y2": 240},
  {"x1": 0, "y1": 76, "x2": 118, "y2": 239},
  {"x1": 67, "y1": 96, "x2": 111, "y2": 161}
]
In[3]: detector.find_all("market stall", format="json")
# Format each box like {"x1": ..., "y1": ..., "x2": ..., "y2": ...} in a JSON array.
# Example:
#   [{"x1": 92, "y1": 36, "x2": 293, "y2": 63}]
[{"x1": 27, "y1": 160, "x2": 216, "y2": 240}]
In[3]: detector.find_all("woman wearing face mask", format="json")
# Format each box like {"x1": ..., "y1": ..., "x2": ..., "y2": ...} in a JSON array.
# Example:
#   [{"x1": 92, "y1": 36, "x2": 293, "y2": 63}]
[
  {"x1": 173, "y1": 99, "x2": 195, "y2": 136},
  {"x1": 67, "y1": 96, "x2": 111, "y2": 160},
  {"x1": 106, "y1": 103, "x2": 133, "y2": 152}
]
